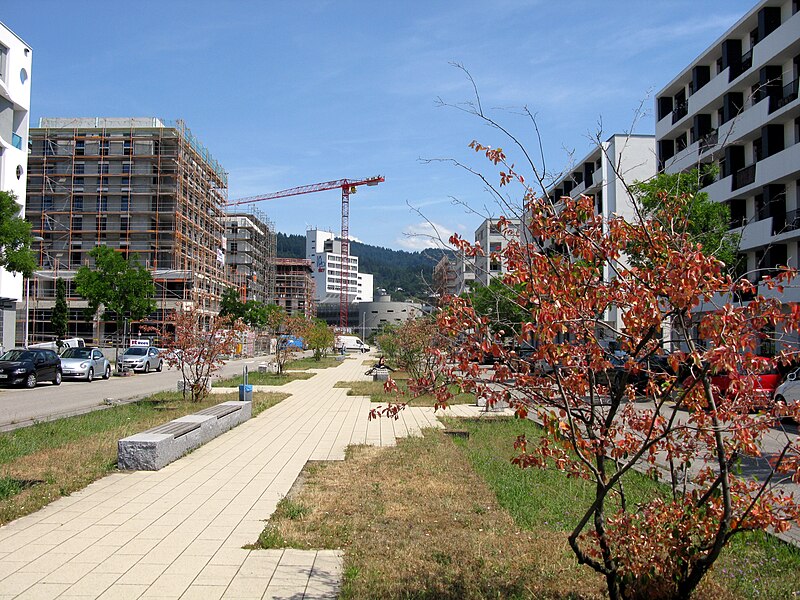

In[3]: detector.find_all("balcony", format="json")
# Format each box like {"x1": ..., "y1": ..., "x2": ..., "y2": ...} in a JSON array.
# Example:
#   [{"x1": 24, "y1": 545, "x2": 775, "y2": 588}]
[
  {"x1": 783, "y1": 209, "x2": 800, "y2": 233},
  {"x1": 698, "y1": 130, "x2": 718, "y2": 154},
  {"x1": 11, "y1": 133, "x2": 22, "y2": 150},
  {"x1": 769, "y1": 78, "x2": 798, "y2": 113},
  {"x1": 732, "y1": 164, "x2": 756, "y2": 190},
  {"x1": 671, "y1": 102, "x2": 689, "y2": 124}
]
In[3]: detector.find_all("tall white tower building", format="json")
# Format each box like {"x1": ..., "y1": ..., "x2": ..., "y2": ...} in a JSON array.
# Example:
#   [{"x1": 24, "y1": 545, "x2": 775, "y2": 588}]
[{"x1": 305, "y1": 229, "x2": 373, "y2": 305}]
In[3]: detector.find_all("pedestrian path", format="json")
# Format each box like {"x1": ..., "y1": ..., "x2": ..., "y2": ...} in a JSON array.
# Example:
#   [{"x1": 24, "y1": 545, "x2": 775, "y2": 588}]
[{"x1": 0, "y1": 355, "x2": 507, "y2": 599}]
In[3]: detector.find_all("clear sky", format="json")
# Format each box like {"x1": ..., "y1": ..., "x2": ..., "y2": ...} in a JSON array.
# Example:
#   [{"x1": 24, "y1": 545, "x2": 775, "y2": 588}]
[{"x1": 4, "y1": 0, "x2": 754, "y2": 250}]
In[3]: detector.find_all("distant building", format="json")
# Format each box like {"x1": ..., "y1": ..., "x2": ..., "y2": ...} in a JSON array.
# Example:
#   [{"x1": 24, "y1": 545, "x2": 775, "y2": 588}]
[
  {"x1": 655, "y1": 0, "x2": 800, "y2": 353},
  {"x1": 0, "y1": 22, "x2": 31, "y2": 350},
  {"x1": 452, "y1": 249, "x2": 476, "y2": 296},
  {"x1": 223, "y1": 207, "x2": 276, "y2": 304},
  {"x1": 357, "y1": 292, "x2": 426, "y2": 339},
  {"x1": 541, "y1": 134, "x2": 656, "y2": 334},
  {"x1": 433, "y1": 255, "x2": 457, "y2": 299},
  {"x1": 305, "y1": 229, "x2": 373, "y2": 306},
  {"x1": 24, "y1": 118, "x2": 236, "y2": 344},
  {"x1": 274, "y1": 258, "x2": 315, "y2": 318},
  {"x1": 472, "y1": 218, "x2": 520, "y2": 287}
]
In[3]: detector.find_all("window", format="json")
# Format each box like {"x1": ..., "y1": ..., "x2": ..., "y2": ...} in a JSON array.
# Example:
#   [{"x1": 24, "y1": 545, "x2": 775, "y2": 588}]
[
  {"x1": 73, "y1": 162, "x2": 85, "y2": 175},
  {"x1": 99, "y1": 162, "x2": 109, "y2": 174},
  {"x1": 75, "y1": 140, "x2": 85, "y2": 156},
  {"x1": 97, "y1": 197, "x2": 107, "y2": 211},
  {"x1": 98, "y1": 216, "x2": 107, "y2": 231},
  {"x1": 121, "y1": 196, "x2": 129, "y2": 212},
  {"x1": 0, "y1": 43, "x2": 7, "y2": 81},
  {"x1": 72, "y1": 215, "x2": 83, "y2": 230},
  {"x1": 490, "y1": 241, "x2": 502, "y2": 253},
  {"x1": 120, "y1": 216, "x2": 129, "y2": 232},
  {"x1": 122, "y1": 162, "x2": 131, "y2": 174},
  {"x1": 73, "y1": 195, "x2": 83, "y2": 210}
]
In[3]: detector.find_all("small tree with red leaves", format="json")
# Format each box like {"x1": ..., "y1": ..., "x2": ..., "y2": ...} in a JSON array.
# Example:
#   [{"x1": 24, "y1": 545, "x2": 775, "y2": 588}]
[
  {"x1": 379, "y1": 137, "x2": 800, "y2": 599},
  {"x1": 160, "y1": 305, "x2": 245, "y2": 402}
]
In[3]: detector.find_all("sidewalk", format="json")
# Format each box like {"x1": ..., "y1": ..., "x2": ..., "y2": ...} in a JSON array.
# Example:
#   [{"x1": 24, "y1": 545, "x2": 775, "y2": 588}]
[{"x1": 0, "y1": 354, "x2": 499, "y2": 599}]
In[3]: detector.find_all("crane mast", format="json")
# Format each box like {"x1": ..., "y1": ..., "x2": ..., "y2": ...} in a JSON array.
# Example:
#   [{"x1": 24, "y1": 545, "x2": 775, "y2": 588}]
[{"x1": 228, "y1": 175, "x2": 384, "y2": 329}]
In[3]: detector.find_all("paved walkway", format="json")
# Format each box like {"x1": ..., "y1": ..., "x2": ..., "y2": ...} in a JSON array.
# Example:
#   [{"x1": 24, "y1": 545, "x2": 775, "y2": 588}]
[{"x1": 0, "y1": 354, "x2": 507, "y2": 599}]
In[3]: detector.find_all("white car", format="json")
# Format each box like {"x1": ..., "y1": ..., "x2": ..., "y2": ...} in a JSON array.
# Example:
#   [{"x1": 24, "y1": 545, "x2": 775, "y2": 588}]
[
  {"x1": 774, "y1": 368, "x2": 800, "y2": 416},
  {"x1": 119, "y1": 346, "x2": 163, "y2": 373}
]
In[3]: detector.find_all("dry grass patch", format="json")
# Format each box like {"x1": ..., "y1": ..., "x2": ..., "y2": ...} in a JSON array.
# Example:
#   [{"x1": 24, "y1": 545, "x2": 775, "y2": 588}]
[
  {"x1": 0, "y1": 390, "x2": 288, "y2": 525},
  {"x1": 254, "y1": 429, "x2": 606, "y2": 600},
  {"x1": 213, "y1": 371, "x2": 315, "y2": 387}
]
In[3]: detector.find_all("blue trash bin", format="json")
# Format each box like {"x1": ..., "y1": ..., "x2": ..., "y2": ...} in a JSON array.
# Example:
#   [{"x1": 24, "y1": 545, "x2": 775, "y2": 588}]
[{"x1": 239, "y1": 384, "x2": 253, "y2": 402}]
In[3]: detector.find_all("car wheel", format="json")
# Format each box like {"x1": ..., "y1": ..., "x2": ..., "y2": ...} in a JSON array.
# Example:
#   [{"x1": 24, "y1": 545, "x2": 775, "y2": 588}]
[
  {"x1": 156, "y1": 360, "x2": 163, "y2": 372},
  {"x1": 87, "y1": 368, "x2": 94, "y2": 383},
  {"x1": 53, "y1": 370, "x2": 62, "y2": 386},
  {"x1": 144, "y1": 362, "x2": 150, "y2": 373},
  {"x1": 775, "y1": 394, "x2": 785, "y2": 404},
  {"x1": 104, "y1": 365, "x2": 111, "y2": 379},
  {"x1": 25, "y1": 373, "x2": 36, "y2": 388}
]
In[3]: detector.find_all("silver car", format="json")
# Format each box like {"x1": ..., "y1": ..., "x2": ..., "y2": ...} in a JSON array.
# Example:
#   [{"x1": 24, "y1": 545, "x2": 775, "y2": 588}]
[
  {"x1": 120, "y1": 346, "x2": 163, "y2": 373},
  {"x1": 60, "y1": 347, "x2": 111, "y2": 382}
]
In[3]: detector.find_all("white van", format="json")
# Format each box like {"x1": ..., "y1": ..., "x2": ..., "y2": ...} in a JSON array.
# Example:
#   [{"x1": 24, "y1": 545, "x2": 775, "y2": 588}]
[
  {"x1": 336, "y1": 335, "x2": 370, "y2": 353},
  {"x1": 29, "y1": 338, "x2": 85, "y2": 352}
]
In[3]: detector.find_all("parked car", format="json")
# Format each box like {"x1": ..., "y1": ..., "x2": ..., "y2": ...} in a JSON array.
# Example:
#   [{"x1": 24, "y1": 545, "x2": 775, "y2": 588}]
[
  {"x1": 683, "y1": 356, "x2": 781, "y2": 408},
  {"x1": 0, "y1": 348, "x2": 62, "y2": 388},
  {"x1": 774, "y1": 368, "x2": 800, "y2": 419},
  {"x1": 60, "y1": 347, "x2": 111, "y2": 382},
  {"x1": 119, "y1": 346, "x2": 163, "y2": 373}
]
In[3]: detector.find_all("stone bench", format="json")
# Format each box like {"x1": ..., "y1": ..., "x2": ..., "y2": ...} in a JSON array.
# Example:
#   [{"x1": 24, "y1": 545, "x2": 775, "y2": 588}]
[{"x1": 117, "y1": 400, "x2": 252, "y2": 471}]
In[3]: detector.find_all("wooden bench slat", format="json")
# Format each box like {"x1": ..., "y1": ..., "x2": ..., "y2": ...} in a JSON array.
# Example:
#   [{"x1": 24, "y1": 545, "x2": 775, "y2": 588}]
[
  {"x1": 195, "y1": 405, "x2": 241, "y2": 419},
  {"x1": 144, "y1": 421, "x2": 201, "y2": 438}
]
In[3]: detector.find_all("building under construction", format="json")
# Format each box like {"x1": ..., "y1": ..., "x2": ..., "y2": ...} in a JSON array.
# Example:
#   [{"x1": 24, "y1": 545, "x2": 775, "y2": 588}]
[
  {"x1": 223, "y1": 207, "x2": 276, "y2": 304},
  {"x1": 23, "y1": 117, "x2": 238, "y2": 344},
  {"x1": 274, "y1": 258, "x2": 315, "y2": 318}
]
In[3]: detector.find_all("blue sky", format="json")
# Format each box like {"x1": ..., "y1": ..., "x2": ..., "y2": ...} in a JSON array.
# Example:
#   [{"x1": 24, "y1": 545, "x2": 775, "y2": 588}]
[{"x1": 5, "y1": 0, "x2": 753, "y2": 250}]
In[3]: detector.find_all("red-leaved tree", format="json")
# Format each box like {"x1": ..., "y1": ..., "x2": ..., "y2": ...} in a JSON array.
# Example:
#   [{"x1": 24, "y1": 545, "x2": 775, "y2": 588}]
[
  {"x1": 376, "y1": 139, "x2": 800, "y2": 599},
  {"x1": 160, "y1": 306, "x2": 245, "y2": 402}
]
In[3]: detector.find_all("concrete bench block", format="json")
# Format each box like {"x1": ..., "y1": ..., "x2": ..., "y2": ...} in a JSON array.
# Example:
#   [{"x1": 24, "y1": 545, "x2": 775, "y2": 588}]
[{"x1": 118, "y1": 401, "x2": 252, "y2": 471}]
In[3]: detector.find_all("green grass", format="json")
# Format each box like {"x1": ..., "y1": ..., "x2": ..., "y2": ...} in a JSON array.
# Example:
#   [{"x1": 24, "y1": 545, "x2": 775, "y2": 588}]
[
  {"x1": 286, "y1": 356, "x2": 342, "y2": 370},
  {"x1": 446, "y1": 416, "x2": 800, "y2": 600},
  {"x1": 334, "y1": 373, "x2": 475, "y2": 407},
  {"x1": 212, "y1": 371, "x2": 315, "y2": 387}
]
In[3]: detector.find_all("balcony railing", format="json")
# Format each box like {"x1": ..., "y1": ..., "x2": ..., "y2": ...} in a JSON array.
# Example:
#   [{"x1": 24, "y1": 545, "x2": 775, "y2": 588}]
[
  {"x1": 671, "y1": 102, "x2": 689, "y2": 124},
  {"x1": 11, "y1": 133, "x2": 22, "y2": 150},
  {"x1": 783, "y1": 209, "x2": 800, "y2": 232},
  {"x1": 769, "y1": 78, "x2": 799, "y2": 113},
  {"x1": 699, "y1": 129, "x2": 718, "y2": 153},
  {"x1": 732, "y1": 164, "x2": 756, "y2": 190}
]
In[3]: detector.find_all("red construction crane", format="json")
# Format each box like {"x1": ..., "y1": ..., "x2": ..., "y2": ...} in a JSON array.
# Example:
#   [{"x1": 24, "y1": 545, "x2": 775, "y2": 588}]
[{"x1": 228, "y1": 175, "x2": 385, "y2": 329}]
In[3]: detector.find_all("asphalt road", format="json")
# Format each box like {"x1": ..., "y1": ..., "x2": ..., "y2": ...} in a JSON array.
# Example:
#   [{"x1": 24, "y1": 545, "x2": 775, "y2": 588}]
[{"x1": 0, "y1": 354, "x2": 274, "y2": 431}]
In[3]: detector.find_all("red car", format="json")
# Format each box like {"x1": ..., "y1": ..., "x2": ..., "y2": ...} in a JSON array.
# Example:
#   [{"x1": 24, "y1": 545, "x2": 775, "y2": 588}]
[{"x1": 684, "y1": 357, "x2": 781, "y2": 408}]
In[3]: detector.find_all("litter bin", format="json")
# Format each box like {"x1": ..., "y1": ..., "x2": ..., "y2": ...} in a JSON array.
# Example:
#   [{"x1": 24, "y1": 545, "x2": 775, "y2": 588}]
[{"x1": 239, "y1": 384, "x2": 253, "y2": 402}]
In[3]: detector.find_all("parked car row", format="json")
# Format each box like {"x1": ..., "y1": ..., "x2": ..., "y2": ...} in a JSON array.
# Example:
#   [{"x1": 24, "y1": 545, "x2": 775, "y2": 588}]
[{"x1": 0, "y1": 345, "x2": 164, "y2": 388}]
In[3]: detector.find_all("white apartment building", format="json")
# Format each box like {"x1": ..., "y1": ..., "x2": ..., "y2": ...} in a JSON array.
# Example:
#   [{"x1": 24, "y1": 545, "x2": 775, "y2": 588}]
[
  {"x1": 305, "y1": 229, "x2": 373, "y2": 305},
  {"x1": 655, "y1": 0, "x2": 800, "y2": 351},
  {"x1": 472, "y1": 218, "x2": 521, "y2": 287},
  {"x1": 0, "y1": 22, "x2": 31, "y2": 351},
  {"x1": 452, "y1": 250, "x2": 476, "y2": 295},
  {"x1": 539, "y1": 134, "x2": 657, "y2": 333}
]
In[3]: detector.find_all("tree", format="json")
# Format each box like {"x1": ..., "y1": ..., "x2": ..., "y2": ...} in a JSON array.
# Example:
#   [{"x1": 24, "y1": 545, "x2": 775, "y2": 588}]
[
  {"x1": 302, "y1": 318, "x2": 334, "y2": 361},
  {"x1": 468, "y1": 278, "x2": 529, "y2": 337},
  {"x1": 52, "y1": 278, "x2": 68, "y2": 351},
  {"x1": 74, "y1": 246, "x2": 156, "y2": 362},
  {"x1": 159, "y1": 305, "x2": 244, "y2": 402},
  {"x1": 630, "y1": 167, "x2": 739, "y2": 269},
  {"x1": 378, "y1": 141, "x2": 800, "y2": 600},
  {"x1": 0, "y1": 190, "x2": 37, "y2": 278},
  {"x1": 219, "y1": 286, "x2": 246, "y2": 321}
]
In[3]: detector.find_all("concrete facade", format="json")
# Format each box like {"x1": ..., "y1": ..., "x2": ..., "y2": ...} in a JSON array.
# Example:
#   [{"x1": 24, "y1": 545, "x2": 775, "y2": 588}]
[
  {"x1": 655, "y1": 0, "x2": 800, "y2": 352},
  {"x1": 472, "y1": 218, "x2": 520, "y2": 287},
  {"x1": 0, "y1": 22, "x2": 31, "y2": 351},
  {"x1": 356, "y1": 292, "x2": 425, "y2": 339},
  {"x1": 223, "y1": 208, "x2": 276, "y2": 305}
]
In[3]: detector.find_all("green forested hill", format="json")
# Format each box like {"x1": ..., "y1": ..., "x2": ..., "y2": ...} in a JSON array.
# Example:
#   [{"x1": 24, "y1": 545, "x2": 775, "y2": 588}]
[{"x1": 276, "y1": 233, "x2": 447, "y2": 300}]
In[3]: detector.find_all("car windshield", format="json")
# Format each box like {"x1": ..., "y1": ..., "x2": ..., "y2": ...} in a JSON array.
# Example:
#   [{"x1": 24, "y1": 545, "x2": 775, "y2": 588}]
[
  {"x1": 124, "y1": 347, "x2": 147, "y2": 356},
  {"x1": 0, "y1": 350, "x2": 34, "y2": 361},
  {"x1": 62, "y1": 348, "x2": 91, "y2": 359}
]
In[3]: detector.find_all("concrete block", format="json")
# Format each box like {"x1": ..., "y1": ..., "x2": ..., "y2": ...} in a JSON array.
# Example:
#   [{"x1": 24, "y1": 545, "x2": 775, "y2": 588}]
[{"x1": 118, "y1": 401, "x2": 252, "y2": 471}]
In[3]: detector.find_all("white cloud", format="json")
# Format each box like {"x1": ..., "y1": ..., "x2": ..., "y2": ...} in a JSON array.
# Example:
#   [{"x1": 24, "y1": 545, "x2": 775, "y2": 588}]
[{"x1": 395, "y1": 221, "x2": 461, "y2": 251}]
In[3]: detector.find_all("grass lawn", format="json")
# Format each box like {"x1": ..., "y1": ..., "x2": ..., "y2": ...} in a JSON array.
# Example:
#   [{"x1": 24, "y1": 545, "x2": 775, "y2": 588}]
[
  {"x1": 0, "y1": 390, "x2": 288, "y2": 525},
  {"x1": 253, "y1": 415, "x2": 800, "y2": 599},
  {"x1": 334, "y1": 372, "x2": 476, "y2": 407},
  {"x1": 286, "y1": 355, "x2": 343, "y2": 370},
  {"x1": 213, "y1": 371, "x2": 315, "y2": 387}
]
